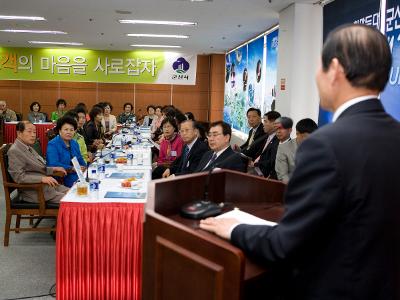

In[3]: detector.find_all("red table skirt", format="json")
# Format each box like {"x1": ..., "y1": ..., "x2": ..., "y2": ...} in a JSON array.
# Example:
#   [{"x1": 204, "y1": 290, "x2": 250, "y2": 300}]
[
  {"x1": 4, "y1": 122, "x2": 54, "y2": 155},
  {"x1": 56, "y1": 202, "x2": 144, "y2": 300}
]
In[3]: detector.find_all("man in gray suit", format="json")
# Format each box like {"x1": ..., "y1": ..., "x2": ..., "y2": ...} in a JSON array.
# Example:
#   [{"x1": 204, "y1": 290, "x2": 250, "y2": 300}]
[
  {"x1": 8, "y1": 121, "x2": 69, "y2": 203},
  {"x1": 275, "y1": 118, "x2": 318, "y2": 183}
]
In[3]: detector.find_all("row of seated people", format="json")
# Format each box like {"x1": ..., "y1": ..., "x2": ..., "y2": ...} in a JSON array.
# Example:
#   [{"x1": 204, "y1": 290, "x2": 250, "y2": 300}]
[{"x1": 239, "y1": 108, "x2": 318, "y2": 183}]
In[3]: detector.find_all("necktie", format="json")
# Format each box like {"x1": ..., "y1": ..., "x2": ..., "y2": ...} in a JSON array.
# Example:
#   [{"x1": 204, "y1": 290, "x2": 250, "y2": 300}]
[
  {"x1": 203, "y1": 152, "x2": 217, "y2": 170},
  {"x1": 180, "y1": 145, "x2": 190, "y2": 171},
  {"x1": 247, "y1": 129, "x2": 256, "y2": 150},
  {"x1": 254, "y1": 136, "x2": 272, "y2": 163}
]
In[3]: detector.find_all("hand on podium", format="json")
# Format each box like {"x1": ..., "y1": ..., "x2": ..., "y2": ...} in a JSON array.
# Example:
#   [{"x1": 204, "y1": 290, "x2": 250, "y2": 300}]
[{"x1": 199, "y1": 217, "x2": 240, "y2": 240}]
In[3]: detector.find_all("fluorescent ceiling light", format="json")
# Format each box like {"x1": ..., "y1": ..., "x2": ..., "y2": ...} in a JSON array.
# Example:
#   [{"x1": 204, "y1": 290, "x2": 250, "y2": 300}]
[
  {"x1": 119, "y1": 19, "x2": 197, "y2": 26},
  {"x1": 1, "y1": 29, "x2": 67, "y2": 34},
  {"x1": 130, "y1": 44, "x2": 182, "y2": 48},
  {"x1": 126, "y1": 33, "x2": 189, "y2": 39},
  {"x1": 0, "y1": 15, "x2": 46, "y2": 21},
  {"x1": 28, "y1": 41, "x2": 83, "y2": 46}
]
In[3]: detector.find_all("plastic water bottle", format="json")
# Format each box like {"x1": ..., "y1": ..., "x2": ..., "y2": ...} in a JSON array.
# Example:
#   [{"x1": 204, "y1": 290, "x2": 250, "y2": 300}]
[
  {"x1": 97, "y1": 158, "x2": 106, "y2": 179},
  {"x1": 89, "y1": 169, "x2": 99, "y2": 199},
  {"x1": 127, "y1": 148, "x2": 134, "y2": 165},
  {"x1": 110, "y1": 151, "x2": 116, "y2": 164}
]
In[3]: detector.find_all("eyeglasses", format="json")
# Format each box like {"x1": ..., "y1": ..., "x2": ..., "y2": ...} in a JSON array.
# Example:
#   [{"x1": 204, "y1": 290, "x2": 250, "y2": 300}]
[{"x1": 207, "y1": 132, "x2": 223, "y2": 138}]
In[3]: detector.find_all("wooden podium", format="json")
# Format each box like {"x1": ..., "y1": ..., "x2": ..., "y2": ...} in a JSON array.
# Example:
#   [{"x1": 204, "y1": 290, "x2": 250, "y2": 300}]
[{"x1": 143, "y1": 170, "x2": 286, "y2": 300}]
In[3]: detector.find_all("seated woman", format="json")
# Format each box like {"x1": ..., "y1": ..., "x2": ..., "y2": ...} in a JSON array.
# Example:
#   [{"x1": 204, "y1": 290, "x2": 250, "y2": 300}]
[
  {"x1": 46, "y1": 116, "x2": 86, "y2": 187},
  {"x1": 151, "y1": 105, "x2": 163, "y2": 135},
  {"x1": 142, "y1": 105, "x2": 156, "y2": 127},
  {"x1": 152, "y1": 117, "x2": 184, "y2": 179},
  {"x1": 50, "y1": 98, "x2": 67, "y2": 122},
  {"x1": 84, "y1": 106, "x2": 105, "y2": 153},
  {"x1": 117, "y1": 102, "x2": 135, "y2": 124},
  {"x1": 27, "y1": 101, "x2": 46, "y2": 123},
  {"x1": 101, "y1": 102, "x2": 117, "y2": 138}
]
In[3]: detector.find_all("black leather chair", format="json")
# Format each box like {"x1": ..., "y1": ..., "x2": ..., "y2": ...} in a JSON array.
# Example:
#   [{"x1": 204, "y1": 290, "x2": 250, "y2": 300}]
[{"x1": 0, "y1": 144, "x2": 59, "y2": 246}]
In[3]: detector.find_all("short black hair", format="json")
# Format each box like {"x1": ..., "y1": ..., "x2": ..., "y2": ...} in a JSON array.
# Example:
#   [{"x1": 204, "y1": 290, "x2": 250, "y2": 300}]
[
  {"x1": 102, "y1": 102, "x2": 113, "y2": 111},
  {"x1": 147, "y1": 105, "x2": 155, "y2": 112},
  {"x1": 16, "y1": 121, "x2": 33, "y2": 133},
  {"x1": 64, "y1": 110, "x2": 78, "y2": 121},
  {"x1": 29, "y1": 101, "x2": 41, "y2": 112},
  {"x1": 75, "y1": 102, "x2": 87, "y2": 113},
  {"x1": 161, "y1": 117, "x2": 178, "y2": 132},
  {"x1": 123, "y1": 102, "x2": 133, "y2": 110},
  {"x1": 89, "y1": 106, "x2": 103, "y2": 121},
  {"x1": 296, "y1": 118, "x2": 318, "y2": 134},
  {"x1": 56, "y1": 116, "x2": 77, "y2": 131},
  {"x1": 209, "y1": 121, "x2": 232, "y2": 139},
  {"x1": 180, "y1": 119, "x2": 196, "y2": 129},
  {"x1": 322, "y1": 24, "x2": 392, "y2": 92},
  {"x1": 56, "y1": 98, "x2": 67, "y2": 107},
  {"x1": 264, "y1": 111, "x2": 281, "y2": 122},
  {"x1": 185, "y1": 112, "x2": 195, "y2": 121},
  {"x1": 75, "y1": 107, "x2": 86, "y2": 116},
  {"x1": 175, "y1": 112, "x2": 187, "y2": 125},
  {"x1": 247, "y1": 107, "x2": 261, "y2": 117}
]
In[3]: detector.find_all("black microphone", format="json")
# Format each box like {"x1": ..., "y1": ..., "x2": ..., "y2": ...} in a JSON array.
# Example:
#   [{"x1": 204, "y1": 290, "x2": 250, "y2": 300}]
[{"x1": 180, "y1": 151, "x2": 248, "y2": 219}]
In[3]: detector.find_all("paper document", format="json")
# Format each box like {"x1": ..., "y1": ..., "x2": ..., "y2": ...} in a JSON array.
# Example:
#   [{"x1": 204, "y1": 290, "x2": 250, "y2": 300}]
[{"x1": 216, "y1": 209, "x2": 277, "y2": 226}]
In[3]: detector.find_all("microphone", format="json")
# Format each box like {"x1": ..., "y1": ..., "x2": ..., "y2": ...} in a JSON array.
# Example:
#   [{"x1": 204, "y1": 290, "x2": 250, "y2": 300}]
[{"x1": 180, "y1": 150, "x2": 248, "y2": 219}]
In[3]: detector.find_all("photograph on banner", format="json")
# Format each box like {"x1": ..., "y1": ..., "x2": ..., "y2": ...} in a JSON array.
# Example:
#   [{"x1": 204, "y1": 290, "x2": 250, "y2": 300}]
[
  {"x1": 380, "y1": 0, "x2": 400, "y2": 121},
  {"x1": 224, "y1": 45, "x2": 248, "y2": 132},
  {"x1": 247, "y1": 36, "x2": 265, "y2": 113},
  {"x1": 264, "y1": 29, "x2": 279, "y2": 113},
  {"x1": 0, "y1": 47, "x2": 197, "y2": 85}
]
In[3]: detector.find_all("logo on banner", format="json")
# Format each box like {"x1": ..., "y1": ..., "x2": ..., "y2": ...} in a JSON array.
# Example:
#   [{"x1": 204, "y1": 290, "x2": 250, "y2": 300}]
[{"x1": 172, "y1": 57, "x2": 190, "y2": 80}]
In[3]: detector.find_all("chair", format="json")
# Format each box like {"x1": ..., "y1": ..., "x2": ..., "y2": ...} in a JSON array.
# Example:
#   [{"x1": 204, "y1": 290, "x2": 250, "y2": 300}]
[
  {"x1": 0, "y1": 144, "x2": 59, "y2": 246},
  {"x1": 15, "y1": 112, "x2": 22, "y2": 121}
]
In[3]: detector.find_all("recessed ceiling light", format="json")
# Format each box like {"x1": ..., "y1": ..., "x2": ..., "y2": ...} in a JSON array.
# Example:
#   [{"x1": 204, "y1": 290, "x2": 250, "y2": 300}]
[
  {"x1": 28, "y1": 41, "x2": 83, "y2": 46},
  {"x1": 119, "y1": 19, "x2": 197, "y2": 26},
  {"x1": 0, "y1": 29, "x2": 67, "y2": 34},
  {"x1": 0, "y1": 15, "x2": 46, "y2": 21},
  {"x1": 130, "y1": 44, "x2": 182, "y2": 48},
  {"x1": 126, "y1": 33, "x2": 189, "y2": 39}
]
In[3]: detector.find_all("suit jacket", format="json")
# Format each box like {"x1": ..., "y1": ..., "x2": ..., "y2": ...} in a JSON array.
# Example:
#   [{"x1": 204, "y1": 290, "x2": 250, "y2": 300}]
[
  {"x1": 7, "y1": 138, "x2": 68, "y2": 203},
  {"x1": 231, "y1": 99, "x2": 400, "y2": 300},
  {"x1": 240, "y1": 124, "x2": 265, "y2": 150},
  {"x1": 275, "y1": 138, "x2": 298, "y2": 183},
  {"x1": 254, "y1": 135, "x2": 279, "y2": 179},
  {"x1": 195, "y1": 146, "x2": 247, "y2": 173},
  {"x1": 169, "y1": 138, "x2": 209, "y2": 175}
]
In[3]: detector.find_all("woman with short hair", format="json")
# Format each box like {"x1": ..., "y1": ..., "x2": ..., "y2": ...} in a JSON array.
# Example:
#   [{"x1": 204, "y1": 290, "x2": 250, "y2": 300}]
[
  {"x1": 50, "y1": 98, "x2": 67, "y2": 122},
  {"x1": 27, "y1": 101, "x2": 46, "y2": 123}
]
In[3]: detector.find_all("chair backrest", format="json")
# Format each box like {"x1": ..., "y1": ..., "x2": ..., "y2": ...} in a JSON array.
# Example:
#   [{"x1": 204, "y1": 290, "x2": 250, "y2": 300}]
[
  {"x1": 15, "y1": 112, "x2": 23, "y2": 121},
  {"x1": 32, "y1": 138, "x2": 43, "y2": 158},
  {"x1": 0, "y1": 144, "x2": 17, "y2": 192},
  {"x1": 42, "y1": 112, "x2": 50, "y2": 122}
]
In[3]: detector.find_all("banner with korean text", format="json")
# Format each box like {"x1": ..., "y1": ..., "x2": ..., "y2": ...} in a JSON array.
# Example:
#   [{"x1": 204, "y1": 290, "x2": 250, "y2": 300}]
[{"x1": 0, "y1": 47, "x2": 197, "y2": 85}]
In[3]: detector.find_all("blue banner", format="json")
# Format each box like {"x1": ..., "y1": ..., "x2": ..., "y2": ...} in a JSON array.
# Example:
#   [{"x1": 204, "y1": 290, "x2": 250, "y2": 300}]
[{"x1": 264, "y1": 29, "x2": 279, "y2": 112}]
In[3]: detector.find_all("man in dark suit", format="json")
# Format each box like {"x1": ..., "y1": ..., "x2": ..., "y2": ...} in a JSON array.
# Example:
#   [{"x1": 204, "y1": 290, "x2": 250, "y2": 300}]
[
  {"x1": 245, "y1": 111, "x2": 281, "y2": 178},
  {"x1": 162, "y1": 120, "x2": 209, "y2": 178},
  {"x1": 195, "y1": 121, "x2": 247, "y2": 173},
  {"x1": 201, "y1": 24, "x2": 400, "y2": 300},
  {"x1": 240, "y1": 108, "x2": 265, "y2": 151}
]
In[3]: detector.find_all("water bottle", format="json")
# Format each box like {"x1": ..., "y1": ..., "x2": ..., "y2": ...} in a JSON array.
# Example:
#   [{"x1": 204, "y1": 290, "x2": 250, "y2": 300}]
[
  {"x1": 89, "y1": 169, "x2": 99, "y2": 199},
  {"x1": 127, "y1": 148, "x2": 134, "y2": 165},
  {"x1": 97, "y1": 158, "x2": 106, "y2": 179},
  {"x1": 110, "y1": 151, "x2": 116, "y2": 164}
]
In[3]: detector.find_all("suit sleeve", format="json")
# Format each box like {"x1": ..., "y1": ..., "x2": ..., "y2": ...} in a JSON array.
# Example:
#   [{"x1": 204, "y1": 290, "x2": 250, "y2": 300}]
[
  {"x1": 275, "y1": 144, "x2": 289, "y2": 183},
  {"x1": 8, "y1": 149, "x2": 44, "y2": 183},
  {"x1": 231, "y1": 137, "x2": 343, "y2": 265}
]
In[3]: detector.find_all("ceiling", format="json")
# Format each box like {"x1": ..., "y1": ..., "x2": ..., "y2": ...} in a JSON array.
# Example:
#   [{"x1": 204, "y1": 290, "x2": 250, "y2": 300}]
[{"x1": 0, "y1": 0, "x2": 317, "y2": 54}]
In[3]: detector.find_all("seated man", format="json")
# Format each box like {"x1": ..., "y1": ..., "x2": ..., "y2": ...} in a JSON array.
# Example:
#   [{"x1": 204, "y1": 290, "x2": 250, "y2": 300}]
[
  {"x1": 275, "y1": 118, "x2": 318, "y2": 183},
  {"x1": 0, "y1": 100, "x2": 17, "y2": 122},
  {"x1": 8, "y1": 121, "x2": 69, "y2": 203},
  {"x1": 240, "y1": 108, "x2": 265, "y2": 151},
  {"x1": 195, "y1": 121, "x2": 247, "y2": 173},
  {"x1": 162, "y1": 120, "x2": 209, "y2": 178}
]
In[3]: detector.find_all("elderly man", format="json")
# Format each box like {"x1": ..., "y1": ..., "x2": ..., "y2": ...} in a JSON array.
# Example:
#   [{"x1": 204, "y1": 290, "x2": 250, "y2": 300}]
[
  {"x1": 0, "y1": 100, "x2": 17, "y2": 122},
  {"x1": 8, "y1": 121, "x2": 69, "y2": 203},
  {"x1": 162, "y1": 120, "x2": 209, "y2": 178},
  {"x1": 195, "y1": 121, "x2": 247, "y2": 173},
  {"x1": 201, "y1": 24, "x2": 400, "y2": 299},
  {"x1": 275, "y1": 118, "x2": 318, "y2": 183}
]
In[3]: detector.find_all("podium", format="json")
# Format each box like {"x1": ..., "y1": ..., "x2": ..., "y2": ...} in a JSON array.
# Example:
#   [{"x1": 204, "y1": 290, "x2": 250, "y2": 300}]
[{"x1": 143, "y1": 170, "x2": 286, "y2": 300}]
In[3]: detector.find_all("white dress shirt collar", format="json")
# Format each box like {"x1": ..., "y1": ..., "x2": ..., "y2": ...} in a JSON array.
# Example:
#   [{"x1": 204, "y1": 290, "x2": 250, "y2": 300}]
[{"x1": 332, "y1": 95, "x2": 378, "y2": 122}]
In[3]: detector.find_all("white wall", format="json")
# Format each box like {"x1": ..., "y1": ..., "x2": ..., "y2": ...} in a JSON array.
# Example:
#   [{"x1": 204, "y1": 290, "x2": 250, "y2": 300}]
[{"x1": 275, "y1": 3, "x2": 323, "y2": 130}]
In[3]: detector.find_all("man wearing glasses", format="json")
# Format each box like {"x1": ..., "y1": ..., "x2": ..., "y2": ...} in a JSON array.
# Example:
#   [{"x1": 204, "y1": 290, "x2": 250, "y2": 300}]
[{"x1": 195, "y1": 121, "x2": 247, "y2": 173}]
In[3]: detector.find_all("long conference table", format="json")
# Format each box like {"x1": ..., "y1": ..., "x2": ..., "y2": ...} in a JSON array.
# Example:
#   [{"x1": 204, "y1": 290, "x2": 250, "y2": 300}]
[
  {"x1": 4, "y1": 121, "x2": 54, "y2": 154},
  {"x1": 56, "y1": 129, "x2": 153, "y2": 300}
]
